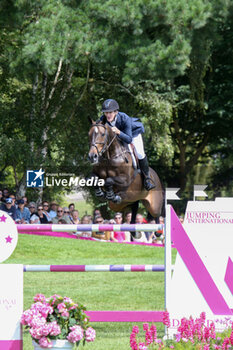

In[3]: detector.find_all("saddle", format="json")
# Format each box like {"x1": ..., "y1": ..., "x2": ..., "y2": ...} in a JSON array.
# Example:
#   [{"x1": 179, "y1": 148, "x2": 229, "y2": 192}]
[{"x1": 129, "y1": 143, "x2": 139, "y2": 170}]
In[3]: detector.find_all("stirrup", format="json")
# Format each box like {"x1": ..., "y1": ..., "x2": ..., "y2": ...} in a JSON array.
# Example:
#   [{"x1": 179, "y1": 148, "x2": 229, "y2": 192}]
[{"x1": 144, "y1": 177, "x2": 156, "y2": 191}]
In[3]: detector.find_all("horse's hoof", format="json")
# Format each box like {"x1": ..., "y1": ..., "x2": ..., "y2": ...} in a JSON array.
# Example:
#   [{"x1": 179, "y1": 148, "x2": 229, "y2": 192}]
[{"x1": 113, "y1": 195, "x2": 122, "y2": 204}]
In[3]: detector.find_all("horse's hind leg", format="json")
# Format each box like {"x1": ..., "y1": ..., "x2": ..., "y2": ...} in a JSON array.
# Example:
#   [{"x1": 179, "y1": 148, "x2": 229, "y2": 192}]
[
  {"x1": 130, "y1": 200, "x2": 139, "y2": 224},
  {"x1": 129, "y1": 200, "x2": 139, "y2": 240},
  {"x1": 142, "y1": 190, "x2": 164, "y2": 219}
]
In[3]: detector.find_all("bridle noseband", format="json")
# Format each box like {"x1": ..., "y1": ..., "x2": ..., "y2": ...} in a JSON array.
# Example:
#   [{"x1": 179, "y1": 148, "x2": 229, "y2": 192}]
[{"x1": 90, "y1": 123, "x2": 117, "y2": 158}]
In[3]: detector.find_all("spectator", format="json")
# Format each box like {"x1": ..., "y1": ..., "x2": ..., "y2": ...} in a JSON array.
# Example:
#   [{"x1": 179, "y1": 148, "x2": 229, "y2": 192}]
[
  {"x1": 179, "y1": 215, "x2": 184, "y2": 224},
  {"x1": 71, "y1": 210, "x2": 80, "y2": 224},
  {"x1": 15, "y1": 199, "x2": 30, "y2": 224},
  {"x1": 150, "y1": 216, "x2": 165, "y2": 244},
  {"x1": 28, "y1": 201, "x2": 37, "y2": 217},
  {"x1": 93, "y1": 208, "x2": 102, "y2": 221},
  {"x1": 22, "y1": 196, "x2": 28, "y2": 207},
  {"x1": 29, "y1": 202, "x2": 40, "y2": 224},
  {"x1": 87, "y1": 215, "x2": 93, "y2": 223},
  {"x1": 58, "y1": 218, "x2": 67, "y2": 224},
  {"x1": 52, "y1": 207, "x2": 70, "y2": 224},
  {"x1": 110, "y1": 212, "x2": 129, "y2": 242},
  {"x1": 124, "y1": 211, "x2": 132, "y2": 224},
  {"x1": 2, "y1": 188, "x2": 9, "y2": 202},
  {"x1": 133, "y1": 213, "x2": 148, "y2": 242},
  {"x1": 76, "y1": 215, "x2": 92, "y2": 238},
  {"x1": 49, "y1": 201, "x2": 58, "y2": 219},
  {"x1": 63, "y1": 207, "x2": 73, "y2": 224},
  {"x1": 159, "y1": 216, "x2": 164, "y2": 225},
  {"x1": 0, "y1": 189, "x2": 3, "y2": 205},
  {"x1": 81, "y1": 215, "x2": 91, "y2": 224},
  {"x1": 9, "y1": 194, "x2": 17, "y2": 208},
  {"x1": 1, "y1": 197, "x2": 17, "y2": 220},
  {"x1": 42, "y1": 201, "x2": 52, "y2": 222},
  {"x1": 91, "y1": 215, "x2": 110, "y2": 241},
  {"x1": 146, "y1": 218, "x2": 161, "y2": 244},
  {"x1": 68, "y1": 203, "x2": 75, "y2": 212},
  {"x1": 37, "y1": 204, "x2": 49, "y2": 224}
]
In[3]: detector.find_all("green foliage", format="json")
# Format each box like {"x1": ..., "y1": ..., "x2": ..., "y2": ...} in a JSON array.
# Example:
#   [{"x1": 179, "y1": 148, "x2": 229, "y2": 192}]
[
  {"x1": 137, "y1": 90, "x2": 174, "y2": 163},
  {"x1": 13, "y1": 0, "x2": 91, "y2": 74}
]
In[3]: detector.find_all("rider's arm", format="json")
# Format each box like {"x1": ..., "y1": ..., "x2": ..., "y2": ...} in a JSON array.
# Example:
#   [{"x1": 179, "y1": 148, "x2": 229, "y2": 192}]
[{"x1": 117, "y1": 116, "x2": 133, "y2": 144}]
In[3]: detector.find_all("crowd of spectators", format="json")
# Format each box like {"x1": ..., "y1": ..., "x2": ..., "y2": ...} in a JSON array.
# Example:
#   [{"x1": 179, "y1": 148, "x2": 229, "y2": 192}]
[{"x1": 0, "y1": 188, "x2": 165, "y2": 244}]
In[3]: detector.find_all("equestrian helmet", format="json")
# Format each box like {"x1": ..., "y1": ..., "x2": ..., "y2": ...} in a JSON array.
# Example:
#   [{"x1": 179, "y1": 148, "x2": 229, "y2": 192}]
[{"x1": 102, "y1": 99, "x2": 119, "y2": 112}]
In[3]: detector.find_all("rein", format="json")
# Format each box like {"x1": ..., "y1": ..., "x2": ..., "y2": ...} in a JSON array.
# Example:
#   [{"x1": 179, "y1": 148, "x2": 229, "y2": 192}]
[{"x1": 90, "y1": 123, "x2": 129, "y2": 161}]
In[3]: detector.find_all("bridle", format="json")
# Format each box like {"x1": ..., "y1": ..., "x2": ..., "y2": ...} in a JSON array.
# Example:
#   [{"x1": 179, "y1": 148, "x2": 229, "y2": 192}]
[
  {"x1": 90, "y1": 123, "x2": 117, "y2": 158},
  {"x1": 89, "y1": 123, "x2": 129, "y2": 160}
]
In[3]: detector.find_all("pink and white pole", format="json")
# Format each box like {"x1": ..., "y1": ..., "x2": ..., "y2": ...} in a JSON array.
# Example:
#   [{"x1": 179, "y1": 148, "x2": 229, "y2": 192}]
[{"x1": 17, "y1": 223, "x2": 163, "y2": 233}]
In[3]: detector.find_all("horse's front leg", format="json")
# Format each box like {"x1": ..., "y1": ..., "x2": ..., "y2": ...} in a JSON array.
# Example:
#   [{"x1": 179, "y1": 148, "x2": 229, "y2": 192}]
[
  {"x1": 95, "y1": 186, "x2": 106, "y2": 201},
  {"x1": 88, "y1": 174, "x2": 106, "y2": 201},
  {"x1": 105, "y1": 178, "x2": 121, "y2": 203}
]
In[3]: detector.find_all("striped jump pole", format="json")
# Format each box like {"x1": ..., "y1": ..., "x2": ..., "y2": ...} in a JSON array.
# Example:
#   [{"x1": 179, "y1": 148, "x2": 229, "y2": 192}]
[
  {"x1": 23, "y1": 264, "x2": 166, "y2": 272},
  {"x1": 17, "y1": 223, "x2": 163, "y2": 233},
  {"x1": 23, "y1": 264, "x2": 166, "y2": 323}
]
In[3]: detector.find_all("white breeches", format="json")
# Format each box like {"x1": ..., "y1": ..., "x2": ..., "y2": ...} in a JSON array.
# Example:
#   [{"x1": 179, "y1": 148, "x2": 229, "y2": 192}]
[{"x1": 131, "y1": 134, "x2": 145, "y2": 160}]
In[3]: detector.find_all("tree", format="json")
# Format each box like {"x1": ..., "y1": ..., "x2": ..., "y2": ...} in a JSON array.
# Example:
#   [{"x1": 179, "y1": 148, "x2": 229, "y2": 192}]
[
  {"x1": 0, "y1": 0, "x2": 93, "y2": 198},
  {"x1": 86, "y1": 0, "x2": 231, "y2": 193}
]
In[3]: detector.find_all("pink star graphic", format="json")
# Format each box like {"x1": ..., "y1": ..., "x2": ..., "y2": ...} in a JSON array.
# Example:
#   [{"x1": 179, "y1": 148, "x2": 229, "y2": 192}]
[
  {"x1": 5, "y1": 236, "x2": 13, "y2": 244},
  {"x1": 0, "y1": 215, "x2": 7, "y2": 222}
]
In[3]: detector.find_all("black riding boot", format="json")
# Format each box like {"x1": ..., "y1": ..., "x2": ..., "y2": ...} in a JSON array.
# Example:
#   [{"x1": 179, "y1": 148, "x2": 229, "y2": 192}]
[{"x1": 139, "y1": 156, "x2": 156, "y2": 191}]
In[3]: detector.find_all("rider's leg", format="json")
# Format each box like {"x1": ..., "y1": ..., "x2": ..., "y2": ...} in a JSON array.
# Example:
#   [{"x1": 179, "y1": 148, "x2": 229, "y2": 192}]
[
  {"x1": 138, "y1": 156, "x2": 156, "y2": 191},
  {"x1": 132, "y1": 134, "x2": 156, "y2": 191}
]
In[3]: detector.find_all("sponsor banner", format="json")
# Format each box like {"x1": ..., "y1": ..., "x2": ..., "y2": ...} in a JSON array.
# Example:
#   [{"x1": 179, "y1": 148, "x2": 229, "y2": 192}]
[
  {"x1": 167, "y1": 198, "x2": 233, "y2": 336},
  {"x1": 0, "y1": 265, "x2": 23, "y2": 347}
]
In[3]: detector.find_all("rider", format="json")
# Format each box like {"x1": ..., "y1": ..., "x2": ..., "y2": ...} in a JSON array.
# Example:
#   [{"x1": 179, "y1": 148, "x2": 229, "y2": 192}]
[{"x1": 100, "y1": 99, "x2": 155, "y2": 191}]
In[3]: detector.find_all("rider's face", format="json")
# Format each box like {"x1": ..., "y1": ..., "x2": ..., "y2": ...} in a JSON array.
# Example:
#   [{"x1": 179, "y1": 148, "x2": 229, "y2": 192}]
[{"x1": 104, "y1": 111, "x2": 118, "y2": 123}]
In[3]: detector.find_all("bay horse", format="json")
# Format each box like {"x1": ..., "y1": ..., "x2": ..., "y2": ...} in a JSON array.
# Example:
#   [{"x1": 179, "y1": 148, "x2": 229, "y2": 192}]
[{"x1": 88, "y1": 120, "x2": 164, "y2": 224}]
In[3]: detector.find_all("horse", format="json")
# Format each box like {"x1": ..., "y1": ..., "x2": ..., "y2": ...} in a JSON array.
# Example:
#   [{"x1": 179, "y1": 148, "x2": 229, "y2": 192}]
[{"x1": 88, "y1": 120, "x2": 164, "y2": 225}]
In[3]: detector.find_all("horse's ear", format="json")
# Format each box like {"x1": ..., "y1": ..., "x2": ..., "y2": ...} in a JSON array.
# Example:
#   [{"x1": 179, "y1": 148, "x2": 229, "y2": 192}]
[
  {"x1": 100, "y1": 116, "x2": 107, "y2": 124},
  {"x1": 88, "y1": 117, "x2": 95, "y2": 124}
]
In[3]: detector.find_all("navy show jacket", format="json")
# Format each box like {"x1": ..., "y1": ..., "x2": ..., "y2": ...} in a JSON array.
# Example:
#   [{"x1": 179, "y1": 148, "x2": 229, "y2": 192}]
[{"x1": 100, "y1": 112, "x2": 144, "y2": 144}]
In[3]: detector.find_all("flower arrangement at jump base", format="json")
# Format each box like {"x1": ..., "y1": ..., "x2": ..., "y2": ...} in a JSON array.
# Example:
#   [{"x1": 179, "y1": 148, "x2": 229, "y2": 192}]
[
  {"x1": 130, "y1": 311, "x2": 233, "y2": 350},
  {"x1": 21, "y1": 294, "x2": 96, "y2": 349}
]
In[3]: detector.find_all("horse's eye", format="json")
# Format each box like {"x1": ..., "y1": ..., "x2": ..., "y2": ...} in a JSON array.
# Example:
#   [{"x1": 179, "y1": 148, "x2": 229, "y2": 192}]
[{"x1": 101, "y1": 133, "x2": 105, "y2": 137}]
